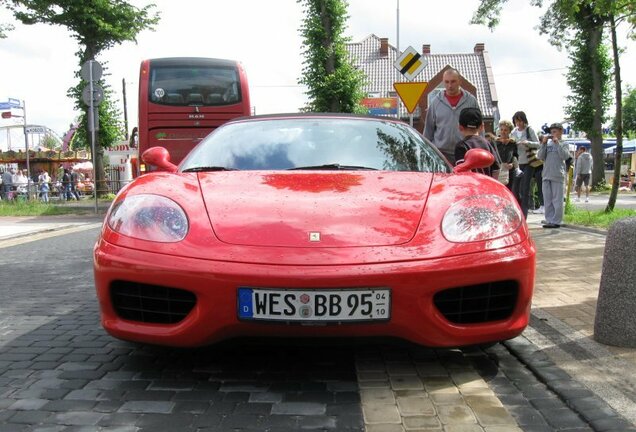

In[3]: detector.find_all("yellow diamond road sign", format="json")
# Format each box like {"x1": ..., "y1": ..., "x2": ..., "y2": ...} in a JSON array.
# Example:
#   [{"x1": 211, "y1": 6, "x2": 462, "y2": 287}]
[
  {"x1": 393, "y1": 82, "x2": 428, "y2": 114},
  {"x1": 394, "y1": 46, "x2": 428, "y2": 81}
]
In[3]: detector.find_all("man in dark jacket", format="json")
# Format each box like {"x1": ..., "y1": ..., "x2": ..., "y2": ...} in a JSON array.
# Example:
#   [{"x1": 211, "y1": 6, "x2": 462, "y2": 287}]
[{"x1": 454, "y1": 107, "x2": 499, "y2": 178}]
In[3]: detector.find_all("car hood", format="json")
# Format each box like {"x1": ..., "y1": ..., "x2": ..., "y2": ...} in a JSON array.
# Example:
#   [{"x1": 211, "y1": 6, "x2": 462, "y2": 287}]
[{"x1": 198, "y1": 171, "x2": 433, "y2": 247}]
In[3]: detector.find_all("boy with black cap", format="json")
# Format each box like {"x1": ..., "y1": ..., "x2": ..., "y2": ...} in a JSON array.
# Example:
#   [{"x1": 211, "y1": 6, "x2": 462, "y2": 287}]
[
  {"x1": 537, "y1": 122, "x2": 571, "y2": 228},
  {"x1": 454, "y1": 107, "x2": 499, "y2": 177}
]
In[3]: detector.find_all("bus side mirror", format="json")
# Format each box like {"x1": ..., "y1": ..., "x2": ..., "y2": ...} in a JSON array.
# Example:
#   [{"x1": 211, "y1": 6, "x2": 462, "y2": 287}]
[
  {"x1": 142, "y1": 147, "x2": 178, "y2": 173},
  {"x1": 454, "y1": 148, "x2": 494, "y2": 173}
]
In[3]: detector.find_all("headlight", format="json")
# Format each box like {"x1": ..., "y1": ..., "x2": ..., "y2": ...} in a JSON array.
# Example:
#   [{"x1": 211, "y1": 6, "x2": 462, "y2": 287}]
[
  {"x1": 107, "y1": 194, "x2": 189, "y2": 242},
  {"x1": 442, "y1": 194, "x2": 522, "y2": 243}
]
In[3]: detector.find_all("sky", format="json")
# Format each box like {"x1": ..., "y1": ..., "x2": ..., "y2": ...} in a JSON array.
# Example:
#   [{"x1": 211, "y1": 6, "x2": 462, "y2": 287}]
[{"x1": 1, "y1": 0, "x2": 635, "y2": 151}]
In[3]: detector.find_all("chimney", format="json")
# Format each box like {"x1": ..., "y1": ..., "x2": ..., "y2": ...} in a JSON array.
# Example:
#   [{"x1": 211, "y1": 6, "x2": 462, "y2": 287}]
[
  {"x1": 380, "y1": 38, "x2": 389, "y2": 57},
  {"x1": 422, "y1": 44, "x2": 431, "y2": 55},
  {"x1": 474, "y1": 43, "x2": 485, "y2": 53}
]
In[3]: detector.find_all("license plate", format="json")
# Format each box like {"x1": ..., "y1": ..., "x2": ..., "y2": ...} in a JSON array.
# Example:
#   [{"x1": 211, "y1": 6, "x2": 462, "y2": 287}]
[{"x1": 237, "y1": 288, "x2": 391, "y2": 323}]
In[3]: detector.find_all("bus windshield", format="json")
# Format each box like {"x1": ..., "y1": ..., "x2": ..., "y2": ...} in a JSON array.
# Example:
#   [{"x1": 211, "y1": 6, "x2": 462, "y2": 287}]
[{"x1": 149, "y1": 64, "x2": 242, "y2": 107}]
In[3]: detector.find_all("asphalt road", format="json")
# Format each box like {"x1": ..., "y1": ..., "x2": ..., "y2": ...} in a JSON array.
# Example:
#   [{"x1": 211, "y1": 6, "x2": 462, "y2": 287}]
[{"x1": 0, "y1": 226, "x2": 615, "y2": 431}]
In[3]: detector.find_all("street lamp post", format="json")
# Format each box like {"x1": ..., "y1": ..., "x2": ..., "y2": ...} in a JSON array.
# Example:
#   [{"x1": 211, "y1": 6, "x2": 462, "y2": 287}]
[{"x1": 22, "y1": 100, "x2": 33, "y2": 199}]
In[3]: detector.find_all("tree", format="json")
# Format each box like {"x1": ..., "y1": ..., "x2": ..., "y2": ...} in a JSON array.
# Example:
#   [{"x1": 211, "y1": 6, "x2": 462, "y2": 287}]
[
  {"x1": 0, "y1": 22, "x2": 12, "y2": 38},
  {"x1": 6, "y1": 0, "x2": 159, "y2": 195},
  {"x1": 623, "y1": 86, "x2": 636, "y2": 138},
  {"x1": 39, "y1": 132, "x2": 61, "y2": 150},
  {"x1": 472, "y1": 0, "x2": 636, "y2": 212},
  {"x1": 297, "y1": 0, "x2": 367, "y2": 113},
  {"x1": 473, "y1": 1, "x2": 611, "y2": 188},
  {"x1": 564, "y1": 28, "x2": 612, "y2": 179}
]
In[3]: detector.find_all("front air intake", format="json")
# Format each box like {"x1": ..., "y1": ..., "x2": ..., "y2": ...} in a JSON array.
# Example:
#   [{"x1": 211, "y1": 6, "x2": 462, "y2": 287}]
[
  {"x1": 110, "y1": 281, "x2": 196, "y2": 324},
  {"x1": 433, "y1": 281, "x2": 518, "y2": 324}
]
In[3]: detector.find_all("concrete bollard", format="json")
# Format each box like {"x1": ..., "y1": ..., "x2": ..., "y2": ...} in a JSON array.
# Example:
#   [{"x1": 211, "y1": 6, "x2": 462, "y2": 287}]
[{"x1": 594, "y1": 217, "x2": 636, "y2": 347}]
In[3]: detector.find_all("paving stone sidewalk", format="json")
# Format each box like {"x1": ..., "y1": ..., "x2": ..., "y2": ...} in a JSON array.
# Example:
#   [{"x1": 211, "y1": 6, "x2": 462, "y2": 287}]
[{"x1": 516, "y1": 217, "x2": 636, "y2": 429}]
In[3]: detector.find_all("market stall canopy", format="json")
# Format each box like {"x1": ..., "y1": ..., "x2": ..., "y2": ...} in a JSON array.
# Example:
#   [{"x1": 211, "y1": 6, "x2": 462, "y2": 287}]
[
  {"x1": 73, "y1": 161, "x2": 93, "y2": 171},
  {"x1": 604, "y1": 140, "x2": 636, "y2": 155}
]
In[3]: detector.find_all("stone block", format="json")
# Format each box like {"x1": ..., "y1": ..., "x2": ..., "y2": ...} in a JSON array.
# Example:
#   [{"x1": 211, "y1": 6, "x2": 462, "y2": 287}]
[{"x1": 594, "y1": 217, "x2": 636, "y2": 347}]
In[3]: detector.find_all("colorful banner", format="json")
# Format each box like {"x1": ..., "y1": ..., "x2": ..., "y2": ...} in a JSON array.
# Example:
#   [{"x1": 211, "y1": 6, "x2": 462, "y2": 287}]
[{"x1": 361, "y1": 97, "x2": 398, "y2": 115}]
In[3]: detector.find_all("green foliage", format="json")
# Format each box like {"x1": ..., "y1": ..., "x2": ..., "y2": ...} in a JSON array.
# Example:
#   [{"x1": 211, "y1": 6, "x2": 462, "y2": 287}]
[
  {"x1": 297, "y1": 0, "x2": 367, "y2": 113},
  {"x1": 564, "y1": 197, "x2": 576, "y2": 215},
  {"x1": 0, "y1": 22, "x2": 13, "y2": 38},
  {"x1": 564, "y1": 31, "x2": 613, "y2": 133},
  {"x1": 564, "y1": 207, "x2": 636, "y2": 229},
  {"x1": 591, "y1": 178, "x2": 611, "y2": 192},
  {"x1": 67, "y1": 74, "x2": 124, "y2": 150},
  {"x1": 623, "y1": 85, "x2": 636, "y2": 137},
  {"x1": 39, "y1": 133, "x2": 61, "y2": 150},
  {"x1": 0, "y1": 200, "x2": 82, "y2": 216}
]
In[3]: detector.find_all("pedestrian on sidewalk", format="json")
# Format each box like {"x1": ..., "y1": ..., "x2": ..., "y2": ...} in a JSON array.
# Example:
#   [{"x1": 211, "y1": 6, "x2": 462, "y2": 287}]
[
  {"x1": 1, "y1": 169, "x2": 13, "y2": 200},
  {"x1": 62, "y1": 168, "x2": 74, "y2": 201},
  {"x1": 495, "y1": 119, "x2": 521, "y2": 194},
  {"x1": 454, "y1": 107, "x2": 499, "y2": 177},
  {"x1": 70, "y1": 168, "x2": 81, "y2": 200},
  {"x1": 574, "y1": 146, "x2": 593, "y2": 202},
  {"x1": 423, "y1": 68, "x2": 479, "y2": 165},
  {"x1": 537, "y1": 122, "x2": 570, "y2": 228},
  {"x1": 510, "y1": 111, "x2": 541, "y2": 219},
  {"x1": 38, "y1": 169, "x2": 51, "y2": 203}
]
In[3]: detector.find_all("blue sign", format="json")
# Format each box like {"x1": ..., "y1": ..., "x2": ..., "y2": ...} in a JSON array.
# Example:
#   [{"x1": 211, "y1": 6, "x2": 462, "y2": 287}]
[
  {"x1": 0, "y1": 98, "x2": 22, "y2": 110},
  {"x1": 368, "y1": 107, "x2": 398, "y2": 115}
]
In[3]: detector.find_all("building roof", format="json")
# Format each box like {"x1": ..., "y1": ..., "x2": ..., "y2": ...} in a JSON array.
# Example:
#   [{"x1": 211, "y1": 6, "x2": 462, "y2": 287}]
[{"x1": 346, "y1": 34, "x2": 498, "y2": 118}]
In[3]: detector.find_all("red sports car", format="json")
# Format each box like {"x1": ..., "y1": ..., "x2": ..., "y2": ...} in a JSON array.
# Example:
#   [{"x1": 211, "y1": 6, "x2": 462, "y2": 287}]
[{"x1": 94, "y1": 114, "x2": 535, "y2": 348}]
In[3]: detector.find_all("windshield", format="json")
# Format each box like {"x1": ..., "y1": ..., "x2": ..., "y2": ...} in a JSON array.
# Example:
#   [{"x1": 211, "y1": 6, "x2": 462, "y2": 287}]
[
  {"x1": 180, "y1": 117, "x2": 450, "y2": 172},
  {"x1": 149, "y1": 64, "x2": 241, "y2": 106}
]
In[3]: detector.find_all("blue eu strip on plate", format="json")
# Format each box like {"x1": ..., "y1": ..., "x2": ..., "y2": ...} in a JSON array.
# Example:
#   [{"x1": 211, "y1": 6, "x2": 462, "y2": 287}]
[{"x1": 238, "y1": 288, "x2": 253, "y2": 318}]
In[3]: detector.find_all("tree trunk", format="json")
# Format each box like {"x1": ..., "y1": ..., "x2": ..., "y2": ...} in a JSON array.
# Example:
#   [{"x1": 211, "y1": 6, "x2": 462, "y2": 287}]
[
  {"x1": 606, "y1": 14, "x2": 623, "y2": 213},
  {"x1": 587, "y1": 25, "x2": 605, "y2": 188}
]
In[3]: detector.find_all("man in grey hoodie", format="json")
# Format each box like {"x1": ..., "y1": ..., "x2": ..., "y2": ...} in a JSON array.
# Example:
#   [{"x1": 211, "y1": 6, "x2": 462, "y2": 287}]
[
  {"x1": 537, "y1": 123, "x2": 571, "y2": 228},
  {"x1": 423, "y1": 68, "x2": 479, "y2": 165},
  {"x1": 574, "y1": 146, "x2": 593, "y2": 202}
]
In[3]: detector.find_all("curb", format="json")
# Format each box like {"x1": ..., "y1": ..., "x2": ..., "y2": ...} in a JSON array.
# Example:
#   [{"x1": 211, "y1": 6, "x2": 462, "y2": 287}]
[
  {"x1": 560, "y1": 223, "x2": 608, "y2": 236},
  {"x1": 0, "y1": 222, "x2": 102, "y2": 242},
  {"x1": 502, "y1": 333, "x2": 636, "y2": 431}
]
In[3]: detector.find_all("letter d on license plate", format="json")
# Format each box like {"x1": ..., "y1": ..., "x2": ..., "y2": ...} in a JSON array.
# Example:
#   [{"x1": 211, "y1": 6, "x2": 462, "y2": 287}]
[{"x1": 237, "y1": 288, "x2": 390, "y2": 322}]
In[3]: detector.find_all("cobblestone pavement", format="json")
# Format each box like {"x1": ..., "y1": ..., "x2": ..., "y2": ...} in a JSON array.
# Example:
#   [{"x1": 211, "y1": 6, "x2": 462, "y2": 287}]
[{"x1": 0, "y1": 217, "x2": 635, "y2": 431}]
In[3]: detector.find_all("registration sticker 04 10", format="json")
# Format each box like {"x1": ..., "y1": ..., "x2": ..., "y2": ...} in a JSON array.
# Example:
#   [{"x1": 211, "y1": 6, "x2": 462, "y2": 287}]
[{"x1": 237, "y1": 287, "x2": 391, "y2": 323}]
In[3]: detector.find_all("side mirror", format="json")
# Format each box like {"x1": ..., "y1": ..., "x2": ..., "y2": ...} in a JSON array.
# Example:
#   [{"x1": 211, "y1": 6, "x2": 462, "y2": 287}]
[
  {"x1": 454, "y1": 148, "x2": 494, "y2": 173},
  {"x1": 141, "y1": 146, "x2": 178, "y2": 173}
]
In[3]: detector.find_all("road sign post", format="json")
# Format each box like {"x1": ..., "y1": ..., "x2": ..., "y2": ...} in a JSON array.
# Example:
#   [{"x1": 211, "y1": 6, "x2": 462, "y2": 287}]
[{"x1": 81, "y1": 60, "x2": 103, "y2": 213}]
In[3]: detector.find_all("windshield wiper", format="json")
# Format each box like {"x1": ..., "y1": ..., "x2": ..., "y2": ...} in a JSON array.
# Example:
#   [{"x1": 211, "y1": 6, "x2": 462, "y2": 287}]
[
  {"x1": 288, "y1": 164, "x2": 377, "y2": 171},
  {"x1": 182, "y1": 166, "x2": 238, "y2": 172}
]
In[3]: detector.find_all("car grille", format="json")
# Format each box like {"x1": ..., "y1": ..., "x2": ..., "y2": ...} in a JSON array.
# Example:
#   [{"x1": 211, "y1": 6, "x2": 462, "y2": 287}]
[
  {"x1": 110, "y1": 281, "x2": 196, "y2": 324},
  {"x1": 433, "y1": 281, "x2": 518, "y2": 324}
]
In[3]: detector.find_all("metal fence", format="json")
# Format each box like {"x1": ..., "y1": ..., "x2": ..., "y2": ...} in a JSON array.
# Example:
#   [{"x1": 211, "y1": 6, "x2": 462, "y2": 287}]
[{"x1": 1, "y1": 179, "x2": 132, "y2": 202}]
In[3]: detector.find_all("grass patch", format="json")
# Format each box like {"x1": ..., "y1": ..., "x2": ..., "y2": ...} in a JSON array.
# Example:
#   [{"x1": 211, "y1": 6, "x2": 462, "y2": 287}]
[
  {"x1": 0, "y1": 200, "x2": 92, "y2": 216},
  {"x1": 564, "y1": 207, "x2": 636, "y2": 229}
]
